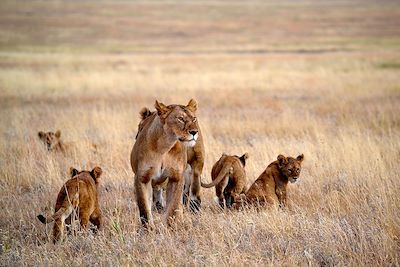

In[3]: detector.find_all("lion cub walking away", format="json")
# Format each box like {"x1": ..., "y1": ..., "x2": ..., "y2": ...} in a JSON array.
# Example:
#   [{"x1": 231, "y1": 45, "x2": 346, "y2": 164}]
[
  {"x1": 241, "y1": 154, "x2": 304, "y2": 208},
  {"x1": 37, "y1": 167, "x2": 103, "y2": 243},
  {"x1": 38, "y1": 130, "x2": 65, "y2": 152},
  {"x1": 202, "y1": 153, "x2": 249, "y2": 209}
]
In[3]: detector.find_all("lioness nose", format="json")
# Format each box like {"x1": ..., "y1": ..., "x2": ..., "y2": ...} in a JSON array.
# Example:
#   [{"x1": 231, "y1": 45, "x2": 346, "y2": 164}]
[{"x1": 189, "y1": 130, "x2": 198, "y2": 136}]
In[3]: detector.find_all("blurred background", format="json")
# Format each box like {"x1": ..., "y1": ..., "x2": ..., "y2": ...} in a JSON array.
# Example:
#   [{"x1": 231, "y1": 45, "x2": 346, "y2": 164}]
[{"x1": 0, "y1": 1, "x2": 399, "y2": 265}]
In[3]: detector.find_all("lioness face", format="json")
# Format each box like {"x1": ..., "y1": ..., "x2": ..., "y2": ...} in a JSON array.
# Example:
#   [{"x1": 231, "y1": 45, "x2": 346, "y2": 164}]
[
  {"x1": 278, "y1": 154, "x2": 304, "y2": 183},
  {"x1": 38, "y1": 130, "x2": 61, "y2": 151},
  {"x1": 155, "y1": 99, "x2": 199, "y2": 147}
]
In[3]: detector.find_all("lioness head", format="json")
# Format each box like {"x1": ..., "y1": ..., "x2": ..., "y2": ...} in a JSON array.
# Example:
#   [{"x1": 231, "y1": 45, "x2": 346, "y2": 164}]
[
  {"x1": 277, "y1": 154, "x2": 304, "y2": 183},
  {"x1": 38, "y1": 130, "x2": 62, "y2": 151},
  {"x1": 70, "y1": 166, "x2": 103, "y2": 184},
  {"x1": 155, "y1": 99, "x2": 199, "y2": 147}
]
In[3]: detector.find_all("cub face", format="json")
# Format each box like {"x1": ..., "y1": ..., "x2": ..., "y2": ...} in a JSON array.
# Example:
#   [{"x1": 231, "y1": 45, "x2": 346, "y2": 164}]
[
  {"x1": 155, "y1": 99, "x2": 199, "y2": 147},
  {"x1": 277, "y1": 154, "x2": 304, "y2": 183},
  {"x1": 38, "y1": 130, "x2": 62, "y2": 151}
]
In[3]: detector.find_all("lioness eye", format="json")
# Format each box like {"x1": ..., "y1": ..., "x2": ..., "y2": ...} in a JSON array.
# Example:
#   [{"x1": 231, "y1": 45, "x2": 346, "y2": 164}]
[
  {"x1": 193, "y1": 117, "x2": 197, "y2": 122},
  {"x1": 177, "y1": 117, "x2": 185, "y2": 123}
]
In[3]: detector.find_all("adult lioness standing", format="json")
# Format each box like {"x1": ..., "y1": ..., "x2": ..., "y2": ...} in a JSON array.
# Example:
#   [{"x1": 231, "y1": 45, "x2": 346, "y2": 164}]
[
  {"x1": 136, "y1": 106, "x2": 205, "y2": 213},
  {"x1": 131, "y1": 99, "x2": 200, "y2": 228}
]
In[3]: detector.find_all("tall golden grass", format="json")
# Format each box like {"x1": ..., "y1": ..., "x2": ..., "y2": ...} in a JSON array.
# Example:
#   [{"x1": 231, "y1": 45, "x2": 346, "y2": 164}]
[{"x1": 0, "y1": 0, "x2": 399, "y2": 265}]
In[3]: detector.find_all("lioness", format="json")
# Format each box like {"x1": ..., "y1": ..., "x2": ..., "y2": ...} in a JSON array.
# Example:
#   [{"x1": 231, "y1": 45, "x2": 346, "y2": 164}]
[
  {"x1": 136, "y1": 105, "x2": 205, "y2": 213},
  {"x1": 201, "y1": 153, "x2": 249, "y2": 209},
  {"x1": 37, "y1": 167, "x2": 103, "y2": 243},
  {"x1": 38, "y1": 130, "x2": 65, "y2": 152},
  {"x1": 242, "y1": 154, "x2": 304, "y2": 208},
  {"x1": 130, "y1": 99, "x2": 200, "y2": 228}
]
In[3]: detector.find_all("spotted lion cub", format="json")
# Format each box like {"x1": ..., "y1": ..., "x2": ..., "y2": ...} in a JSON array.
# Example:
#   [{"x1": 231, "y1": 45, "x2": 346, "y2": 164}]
[{"x1": 37, "y1": 167, "x2": 103, "y2": 243}]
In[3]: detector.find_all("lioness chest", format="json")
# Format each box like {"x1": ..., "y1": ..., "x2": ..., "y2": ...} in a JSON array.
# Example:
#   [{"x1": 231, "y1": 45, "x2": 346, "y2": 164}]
[{"x1": 137, "y1": 142, "x2": 187, "y2": 183}]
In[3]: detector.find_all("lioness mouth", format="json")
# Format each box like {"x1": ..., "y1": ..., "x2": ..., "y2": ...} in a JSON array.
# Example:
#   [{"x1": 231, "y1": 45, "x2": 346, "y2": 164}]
[{"x1": 180, "y1": 138, "x2": 195, "y2": 142}]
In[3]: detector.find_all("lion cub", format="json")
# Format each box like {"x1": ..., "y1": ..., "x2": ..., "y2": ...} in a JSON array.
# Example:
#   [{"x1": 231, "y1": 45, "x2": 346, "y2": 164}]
[
  {"x1": 38, "y1": 130, "x2": 65, "y2": 152},
  {"x1": 202, "y1": 153, "x2": 249, "y2": 209},
  {"x1": 37, "y1": 167, "x2": 103, "y2": 243},
  {"x1": 242, "y1": 154, "x2": 304, "y2": 208}
]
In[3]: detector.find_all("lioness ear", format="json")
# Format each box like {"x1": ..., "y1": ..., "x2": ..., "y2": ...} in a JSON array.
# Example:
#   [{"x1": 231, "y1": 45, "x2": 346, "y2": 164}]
[
  {"x1": 55, "y1": 130, "x2": 61, "y2": 138},
  {"x1": 186, "y1": 99, "x2": 197, "y2": 112},
  {"x1": 296, "y1": 154, "x2": 304, "y2": 162},
  {"x1": 91, "y1": 166, "x2": 103, "y2": 179},
  {"x1": 155, "y1": 100, "x2": 169, "y2": 118},
  {"x1": 38, "y1": 131, "x2": 45, "y2": 139},
  {"x1": 277, "y1": 154, "x2": 287, "y2": 166},
  {"x1": 70, "y1": 167, "x2": 79, "y2": 177}
]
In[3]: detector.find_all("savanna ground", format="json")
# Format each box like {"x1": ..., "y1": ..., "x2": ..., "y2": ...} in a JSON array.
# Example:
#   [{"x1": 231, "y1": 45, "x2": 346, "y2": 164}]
[{"x1": 0, "y1": 0, "x2": 400, "y2": 265}]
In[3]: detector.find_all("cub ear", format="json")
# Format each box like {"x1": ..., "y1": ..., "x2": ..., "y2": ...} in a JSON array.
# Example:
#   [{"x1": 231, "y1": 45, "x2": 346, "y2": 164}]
[
  {"x1": 296, "y1": 154, "x2": 304, "y2": 162},
  {"x1": 91, "y1": 166, "x2": 103, "y2": 179},
  {"x1": 69, "y1": 167, "x2": 79, "y2": 177},
  {"x1": 38, "y1": 131, "x2": 45, "y2": 139},
  {"x1": 186, "y1": 99, "x2": 197, "y2": 112},
  {"x1": 239, "y1": 153, "x2": 249, "y2": 167},
  {"x1": 139, "y1": 107, "x2": 152, "y2": 120},
  {"x1": 277, "y1": 154, "x2": 287, "y2": 166},
  {"x1": 55, "y1": 130, "x2": 61, "y2": 138},
  {"x1": 154, "y1": 100, "x2": 169, "y2": 118}
]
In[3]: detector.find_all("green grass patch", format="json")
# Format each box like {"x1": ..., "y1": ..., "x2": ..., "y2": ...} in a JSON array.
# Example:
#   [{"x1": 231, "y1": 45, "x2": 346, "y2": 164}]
[{"x1": 377, "y1": 62, "x2": 400, "y2": 69}]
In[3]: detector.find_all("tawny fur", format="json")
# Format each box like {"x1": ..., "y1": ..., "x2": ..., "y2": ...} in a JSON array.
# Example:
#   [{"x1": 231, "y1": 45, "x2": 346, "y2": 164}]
[
  {"x1": 136, "y1": 105, "x2": 205, "y2": 213},
  {"x1": 240, "y1": 154, "x2": 304, "y2": 208},
  {"x1": 130, "y1": 99, "x2": 200, "y2": 228},
  {"x1": 37, "y1": 130, "x2": 98, "y2": 154},
  {"x1": 38, "y1": 130, "x2": 65, "y2": 152},
  {"x1": 37, "y1": 167, "x2": 103, "y2": 243},
  {"x1": 201, "y1": 153, "x2": 249, "y2": 209}
]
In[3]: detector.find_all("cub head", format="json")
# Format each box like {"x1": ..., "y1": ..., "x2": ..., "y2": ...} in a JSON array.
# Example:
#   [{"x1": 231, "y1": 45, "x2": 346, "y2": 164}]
[
  {"x1": 38, "y1": 130, "x2": 61, "y2": 151},
  {"x1": 277, "y1": 154, "x2": 304, "y2": 183},
  {"x1": 155, "y1": 99, "x2": 199, "y2": 147},
  {"x1": 70, "y1": 166, "x2": 103, "y2": 184}
]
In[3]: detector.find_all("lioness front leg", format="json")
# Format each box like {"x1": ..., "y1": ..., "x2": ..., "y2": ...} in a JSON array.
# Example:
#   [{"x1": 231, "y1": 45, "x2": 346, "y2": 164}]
[
  {"x1": 165, "y1": 172, "x2": 185, "y2": 226},
  {"x1": 182, "y1": 164, "x2": 193, "y2": 207},
  {"x1": 189, "y1": 162, "x2": 203, "y2": 212},
  {"x1": 134, "y1": 173, "x2": 154, "y2": 228}
]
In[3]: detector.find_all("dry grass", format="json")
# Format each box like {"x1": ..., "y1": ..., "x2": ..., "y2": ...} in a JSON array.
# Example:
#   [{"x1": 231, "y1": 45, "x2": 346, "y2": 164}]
[{"x1": 0, "y1": 0, "x2": 400, "y2": 266}]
